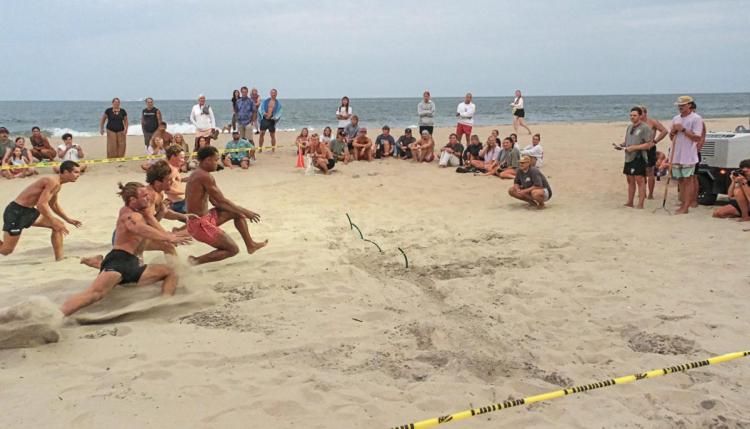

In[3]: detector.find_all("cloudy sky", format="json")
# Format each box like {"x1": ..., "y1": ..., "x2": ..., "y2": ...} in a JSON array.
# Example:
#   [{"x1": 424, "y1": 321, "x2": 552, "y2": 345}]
[{"x1": 3, "y1": 0, "x2": 748, "y2": 100}]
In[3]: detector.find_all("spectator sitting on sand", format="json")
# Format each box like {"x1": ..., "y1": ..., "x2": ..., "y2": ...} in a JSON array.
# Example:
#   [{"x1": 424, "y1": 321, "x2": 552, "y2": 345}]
[
  {"x1": 468, "y1": 136, "x2": 499, "y2": 172},
  {"x1": 463, "y1": 134, "x2": 482, "y2": 164},
  {"x1": 352, "y1": 128, "x2": 374, "y2": 161},
  {"x1": 438, "y1": 133, "x2": 464, "y2": 168},
  {"x1": 410, "y1": 130, "x2": 435, "y2": 162},
  {"x1": 329, "y1": 129, "x2": 350, "y2": 163},
  {"x1": 712, "y1": 159, "x2": 750, "y2": 221},
  {"x1": 223, "y1": 130, "x2": 254, "y2": 169},
  {"x1": 296, "y1": 128, "x2": 310, "y2": 154},
  {"x1": 374, "y1": 125, "x2": 396, "y2": 158},
  {"x1": 508, "y1": 155, "x2": 552, "y2": 210},
  {"x1": 344, "y1": 115, "x2": 360, "y2": 150},
  {"x1": 2, "y1": 138, "x2": 35, "y2": 177},
  {"x1": 53, "y1": 133, "x2": 87, "y2": 174},
  {"x1": 396, "y1": 128, "x2": 416, "y2": 159},
  {"x1": 141, "y1": 137, "x2": 166, "y2": 171},
  {"x1": 310, "y1": 134, "x2": 336, "y2": 175},
  {"x1": 521, "y1": 133, "x2": 544, "y2": 167},
  {"x1": 483, "y1": 137, "x2": 520, "y2": 179},
  {"x1": 29, "y1": 127, "x2": 56, "y2": 161}
]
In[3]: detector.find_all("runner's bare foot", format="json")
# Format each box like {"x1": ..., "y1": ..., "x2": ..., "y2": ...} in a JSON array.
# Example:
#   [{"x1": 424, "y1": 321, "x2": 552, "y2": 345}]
[
  {"x1": 737, "y1": 217, "x2": 750, "y2": 222},
  {"x1": 636, "y1": 204, "x2": 644, "y2": 209},
  {"x1": 247, "y1": 240, "x2": 269, "y2": 254},
  {"x1": 188, "y1": 255, "x2": 198, "y2": 266},
  {"x1": 624, "y1": 203, "x2": 634, "y2": 208},
  {"x1": 80, "y1": 255, "x2": 103, "y2": 269},
  {"x1": 675, "y1": 208, "x2": 689, "y2": 215},
  {"x1": 647, "y1": 195, "x2": 654, "y2": 200}
]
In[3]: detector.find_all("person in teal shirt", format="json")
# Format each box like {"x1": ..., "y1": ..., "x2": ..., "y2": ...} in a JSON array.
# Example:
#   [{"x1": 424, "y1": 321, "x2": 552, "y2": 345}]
[{"x1": 223, "y1": 131, "x2": 255, "y2": 169}]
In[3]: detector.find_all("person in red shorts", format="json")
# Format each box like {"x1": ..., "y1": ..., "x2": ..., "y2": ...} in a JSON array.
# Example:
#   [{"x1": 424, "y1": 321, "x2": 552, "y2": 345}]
[
  {"x1": 455, "y1": 92, "x2": 476, "y2": 146},
  {"x1": 185, "y1": 146, "x2": 267, "y2": 265}
]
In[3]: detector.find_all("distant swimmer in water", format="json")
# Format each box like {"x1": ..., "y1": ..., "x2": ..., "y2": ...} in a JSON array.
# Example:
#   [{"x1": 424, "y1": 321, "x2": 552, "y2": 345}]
[
  {"x1": 185, "y1": 146, "x2": 267, "y2": 265},
  {"x1": 0, "y1": 160, "x2": 82, "y2": 261},
  {"x1": 61, "y1": 182, "x2": 191, "y2": 316}
]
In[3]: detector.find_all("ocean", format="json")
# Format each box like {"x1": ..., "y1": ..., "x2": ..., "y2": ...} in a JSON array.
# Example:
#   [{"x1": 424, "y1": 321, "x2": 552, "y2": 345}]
[{"x1": 0, "y1": 93, "x2": 747, "y2": 137}]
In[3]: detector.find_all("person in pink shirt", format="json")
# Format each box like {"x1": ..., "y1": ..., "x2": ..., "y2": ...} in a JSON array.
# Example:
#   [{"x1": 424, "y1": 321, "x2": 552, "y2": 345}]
[{"x1": 664, "y1": 95, "x2": 703, "y2": 215}]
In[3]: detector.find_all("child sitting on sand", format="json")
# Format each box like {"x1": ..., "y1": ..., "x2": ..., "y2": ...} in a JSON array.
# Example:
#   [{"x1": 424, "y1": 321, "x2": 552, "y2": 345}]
[{"x1": 6, "y1": 147, "x2": 35, "y2": 178}]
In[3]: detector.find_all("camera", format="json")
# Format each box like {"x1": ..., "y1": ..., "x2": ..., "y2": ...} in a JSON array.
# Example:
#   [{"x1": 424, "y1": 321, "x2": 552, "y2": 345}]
[{"x1": 731, "y1": 169, "x2": 741, "y2": 177}]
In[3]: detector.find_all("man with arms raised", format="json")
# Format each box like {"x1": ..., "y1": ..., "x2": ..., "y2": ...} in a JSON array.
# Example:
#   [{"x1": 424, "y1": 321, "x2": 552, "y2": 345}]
[
  {"x1": 60, "y1": 182, "x2": 190, "y2": 316},
  {"x1": 0, "y1": 160, "x2": 82, "y2": 261},
  {"x1": 186, "y1": 146, "x2": 267, "y2": 265}
]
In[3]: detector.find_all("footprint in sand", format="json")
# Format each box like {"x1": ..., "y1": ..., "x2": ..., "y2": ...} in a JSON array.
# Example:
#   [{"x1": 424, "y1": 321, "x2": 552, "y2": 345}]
[
  {"x1": 0, "y1": 296, "x2": 62, "y2": 349},
  {"x1": 627, "y1": 331, "x2": 697, "y2": 355}
]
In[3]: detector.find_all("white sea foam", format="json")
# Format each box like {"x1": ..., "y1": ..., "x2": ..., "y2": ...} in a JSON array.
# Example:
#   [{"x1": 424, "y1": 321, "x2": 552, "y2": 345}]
[{"x1": 49, "y1": 128, "x2": 97, "y2": 138}]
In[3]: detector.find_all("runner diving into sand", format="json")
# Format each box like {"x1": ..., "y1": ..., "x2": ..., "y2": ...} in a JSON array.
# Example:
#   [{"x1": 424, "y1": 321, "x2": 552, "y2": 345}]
[
  {"x1": 61, "y1": 182, "x2": 191, "y2": 316},
  {"x1": 185, "y1": 146, "x2": 267, "y2": 265},
  {"x1": 80, "y1": 160, "x2": 193, "y2": 268},
  {"x1": 0, "y1": 160, "x2": 82, "y2": 261}
]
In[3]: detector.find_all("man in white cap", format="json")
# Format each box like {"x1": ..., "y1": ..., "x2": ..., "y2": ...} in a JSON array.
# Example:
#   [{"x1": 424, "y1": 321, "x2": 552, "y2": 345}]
[{"x1": 664, "y1": 95, "x2": 703, "y2": 214}]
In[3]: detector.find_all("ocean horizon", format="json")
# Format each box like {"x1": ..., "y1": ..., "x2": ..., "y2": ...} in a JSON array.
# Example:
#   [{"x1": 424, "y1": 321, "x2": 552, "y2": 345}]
[{"x1": 1, "y1": 93, "x2": 747, "y2": 137}]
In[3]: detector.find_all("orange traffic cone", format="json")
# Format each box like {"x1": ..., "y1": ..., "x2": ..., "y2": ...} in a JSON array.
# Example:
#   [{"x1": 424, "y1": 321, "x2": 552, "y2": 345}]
[{"x1": 296, "y1": 148, "x2": 304, "y2": 168}]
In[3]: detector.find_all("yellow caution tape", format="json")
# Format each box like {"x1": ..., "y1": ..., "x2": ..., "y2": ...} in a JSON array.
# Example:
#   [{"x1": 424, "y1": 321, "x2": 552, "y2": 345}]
[
  {"x1": 1, "y1": 144, "x2": 294, "y2": 171},
  {"x1": 390, "y1": 350, "x2": 749, "y2": 429}
]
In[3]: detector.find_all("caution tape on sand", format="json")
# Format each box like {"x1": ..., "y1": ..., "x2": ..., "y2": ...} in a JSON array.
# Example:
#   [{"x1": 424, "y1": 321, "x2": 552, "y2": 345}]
[
  {"x1": 0, "y1": 145, "x2": 293, "y2": 171},
  {"x1": 390, "y1": 350, "x2": 749, "y2": 429}
]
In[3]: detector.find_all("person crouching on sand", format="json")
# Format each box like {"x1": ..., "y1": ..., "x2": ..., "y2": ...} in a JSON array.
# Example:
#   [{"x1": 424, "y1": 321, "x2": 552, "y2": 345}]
[
  {"x1": 508, "y1": 156, "x2": 552, "y2": 210},
  {"x1": 60, "y1": 182, "x2": 191, "y2": 316},
  {"x1": 352, "y1": 128, "x2": 374, "y2": 161}
]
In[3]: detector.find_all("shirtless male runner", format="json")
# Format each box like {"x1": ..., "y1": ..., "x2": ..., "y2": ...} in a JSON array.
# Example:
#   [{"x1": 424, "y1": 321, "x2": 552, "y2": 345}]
[
  {"x1": 60, "y1": 182, "x2": 191, "y2": 316},
  {"x1": 81, "y1": 160, "x2": 192, "y2": 269},
  {"x1": 0, "y1": 160, "x2": 81, "y2": 261},
  {"x1": 185, "y1": 146, "x2": 267, "y2": 265}
]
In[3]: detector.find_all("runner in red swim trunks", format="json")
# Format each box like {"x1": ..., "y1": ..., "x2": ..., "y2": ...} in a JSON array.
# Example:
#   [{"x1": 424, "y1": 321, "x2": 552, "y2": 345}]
[{"x1": 185, "y1": 146, "x2": 268, "y2": 265}]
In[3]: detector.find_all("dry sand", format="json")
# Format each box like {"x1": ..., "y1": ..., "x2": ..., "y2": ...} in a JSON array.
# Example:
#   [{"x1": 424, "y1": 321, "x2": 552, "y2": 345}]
[{"x1": 0, "y1": 117, "x2": 749, "y2": 428}]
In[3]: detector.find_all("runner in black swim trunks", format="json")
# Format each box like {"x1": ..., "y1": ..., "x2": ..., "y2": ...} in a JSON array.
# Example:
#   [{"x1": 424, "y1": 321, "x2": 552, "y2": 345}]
[
  {"x1": 61, "y1": 182, "x2": 191, "y2": 316},
  {"x1": 0, "y1": 160, "x2": 82, "y2": 261}
]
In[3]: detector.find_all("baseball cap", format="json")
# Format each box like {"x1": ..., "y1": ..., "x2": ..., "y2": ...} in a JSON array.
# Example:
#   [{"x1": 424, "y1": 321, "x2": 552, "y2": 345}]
[{"x1": 405, "y1": 128, "x2": 412, "y2": 133}]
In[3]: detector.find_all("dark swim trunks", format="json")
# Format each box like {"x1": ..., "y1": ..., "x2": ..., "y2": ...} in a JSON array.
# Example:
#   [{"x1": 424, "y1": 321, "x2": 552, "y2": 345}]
[
  {"x1": 327, "y1": 158, "x2": 336, "y2": 170},
  {"x1": 170, "y1": 200, "x2": 186, "y2": 214},
  {"x1": 260, "y1": 118, "x2": 276, "y2": 133},
  {"x1": 100, "y1": 249, "x2": 147, "y2": 284},
  {"x1": 3, "y1": 201, "x2": 40, "y2": 236}
]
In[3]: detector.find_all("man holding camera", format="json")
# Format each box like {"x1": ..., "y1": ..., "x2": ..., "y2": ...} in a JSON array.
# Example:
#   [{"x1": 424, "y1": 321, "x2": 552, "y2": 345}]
[{"x1": 712, "y1": 159, "x2": 750, "y2": 222}]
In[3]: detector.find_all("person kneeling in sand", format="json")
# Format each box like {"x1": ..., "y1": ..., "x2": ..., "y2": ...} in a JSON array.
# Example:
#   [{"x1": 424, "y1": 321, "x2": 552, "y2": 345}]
[
  {"x1": 60, "y1": 182, "x2": 191, "y2": 316},
  {"x1": 508, "y1": 156, "x2": 552, "y2": 210},
  {"x1": 186, "y1": 146, "x2": 267, "y2": 265},
  {"x1": 309, "y1": 134, "x2": 336, "y2": 175},
  {"x1": 410, "y1": 130, "x2": 435, "y2": 162},
  {"x1": 352, "y1": 128, "x2": 374, "y2": 161},
  {"x1": 712, "y1": 159, "x2": 750, "y2": 221},
  {"x1": 0, "y1": 160, "x2": 82, "y2": 261}
]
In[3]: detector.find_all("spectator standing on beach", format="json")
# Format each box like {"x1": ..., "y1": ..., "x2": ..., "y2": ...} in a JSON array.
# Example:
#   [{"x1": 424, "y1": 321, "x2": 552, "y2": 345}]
[
  {"x1": 665, "y1": 96, "x2": 703, "y2": 215},
  {"x1": 29, "y1": 126, "x2": 56, "y2": 161},
  {"x1": 418, "y1": 91, "x2": 435, "y2": 135},
  {"x1": 617, "y1": 107, "x2": 652, "y2": 209},
  {"x1": 258, "y1": 88, "x2": 282, "y2": 152},
  {"x1": 456, "y1": 93, "x2": 476, "y2": 146},
  {"x1": 141, "y1": 97, "x2": 162, "y2": 148},
  {"x1": 190, "y1": 95, "x2": 216, "y2": 147},
  {"x1": 336, "y1": 96, "x2": 353, "y2": 133},
  {"x1": 521, "y1": 134, "x2": 544, "y2": 168},
  {"x1": 99, "y1": 97, "x2": 128, "y2": 158},
  {"x1": 640, "y1": 105, "x2": 669, "y2": 199},
  {"x1": 510, "y1": 90, "x2": 532, "y2": 135},
  {"x1": 250, "y1": 88, "x2": 261, "y2": 134},
  {"x1": 235, "y1": 86, "x2": 255, "y2": 142},
  {"x1": 230, "y1": 89, "x2": 240, "y2": 132}
]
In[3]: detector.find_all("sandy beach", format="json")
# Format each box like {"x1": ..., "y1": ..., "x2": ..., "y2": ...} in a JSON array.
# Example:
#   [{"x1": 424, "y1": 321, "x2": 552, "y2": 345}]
[{"x1": 1, "y1": 117, "x2": 749, "y2": 428}]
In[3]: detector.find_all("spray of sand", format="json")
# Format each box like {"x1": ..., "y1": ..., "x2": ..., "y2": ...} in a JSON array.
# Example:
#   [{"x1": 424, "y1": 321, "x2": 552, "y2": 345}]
[{"x1": 0, "y1": 296, "x2": 63, "y2": 349}]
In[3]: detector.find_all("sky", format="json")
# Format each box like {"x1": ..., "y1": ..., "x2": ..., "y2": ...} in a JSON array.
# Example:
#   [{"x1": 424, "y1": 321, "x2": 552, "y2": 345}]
[{"x1": 2, "y1": 0, "x2": 748, "y2": 100}]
